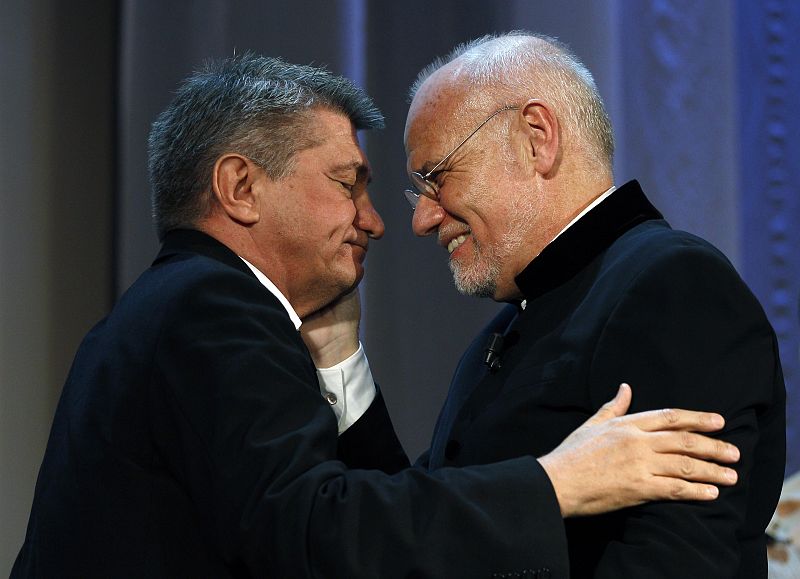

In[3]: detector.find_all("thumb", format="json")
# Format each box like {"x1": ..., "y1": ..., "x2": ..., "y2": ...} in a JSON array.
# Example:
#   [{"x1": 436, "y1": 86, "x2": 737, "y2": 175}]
[{"x1": 584, "y1": 383, "x2": 632, "y2": 425}]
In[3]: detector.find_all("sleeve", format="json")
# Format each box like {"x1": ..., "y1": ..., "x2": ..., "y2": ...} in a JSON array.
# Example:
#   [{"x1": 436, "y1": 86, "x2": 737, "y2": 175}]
[
  {"x1": 585, "y1": 242, "x2": 785, "y2": 578},
  {"x1": 150, "y1": 267, "x2": 570, "y2": 579},
  {"x1": 336, "y1": 387, "x2": 410, "y2": 473},
  {"x1": 316, "y1": 343, "x2": 377, "y2": 433}
]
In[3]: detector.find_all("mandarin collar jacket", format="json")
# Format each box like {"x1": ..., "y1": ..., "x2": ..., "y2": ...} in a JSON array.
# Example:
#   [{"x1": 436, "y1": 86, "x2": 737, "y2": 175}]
[{"x1": 423, "y1": 180, "x2": 785, "y2": 578}]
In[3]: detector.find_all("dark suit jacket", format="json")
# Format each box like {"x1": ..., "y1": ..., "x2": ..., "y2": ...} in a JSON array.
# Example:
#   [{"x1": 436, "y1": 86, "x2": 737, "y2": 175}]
[
  {"x1": 13, "y1": 229, "x2": 568, "y2": 579},
  {"x1": 423, "y1": 182, "x2": 786, "y2": 578}
]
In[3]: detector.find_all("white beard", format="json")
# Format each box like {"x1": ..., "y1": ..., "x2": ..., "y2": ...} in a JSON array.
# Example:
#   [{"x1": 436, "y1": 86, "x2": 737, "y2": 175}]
[
  {"x1": 450, "y1": 237, "x2": 501, "y2": 297},
  {"x1": 450, "y1": 187, "x2": 540, "y2": 297}
]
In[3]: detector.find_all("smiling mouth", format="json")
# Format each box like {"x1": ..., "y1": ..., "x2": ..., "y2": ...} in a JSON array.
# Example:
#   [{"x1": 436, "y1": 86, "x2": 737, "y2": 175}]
[{"x1": 447, "y1": 234, "x2": 470, "y2": 254}]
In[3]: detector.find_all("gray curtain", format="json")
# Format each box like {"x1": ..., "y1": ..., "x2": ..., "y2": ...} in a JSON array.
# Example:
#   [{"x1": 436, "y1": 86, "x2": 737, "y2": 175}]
[{"x1": 1, "y1": 0, "x2": 115, "y2": 573}]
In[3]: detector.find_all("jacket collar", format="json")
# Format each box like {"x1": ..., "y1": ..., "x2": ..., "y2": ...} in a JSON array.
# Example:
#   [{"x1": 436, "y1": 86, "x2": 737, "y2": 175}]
[
  {"x1": 514, "y1": 180, "x2": 662, "y2": 301},
  {"x1": 153, "y1": 228, "x2": 255, "y2": 279}
]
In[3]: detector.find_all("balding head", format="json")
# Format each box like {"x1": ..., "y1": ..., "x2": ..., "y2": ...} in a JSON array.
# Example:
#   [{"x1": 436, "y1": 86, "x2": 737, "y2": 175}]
[
  {"x1": 408, "y1": 32, "x2": 614, "y2": 175},
  {"x1": 404, "y1": 32, "x2": 617, "y2": 302}
]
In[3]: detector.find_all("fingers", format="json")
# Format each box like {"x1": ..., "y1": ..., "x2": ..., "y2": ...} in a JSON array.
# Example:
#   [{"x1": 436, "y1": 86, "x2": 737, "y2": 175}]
[
  {"x1": 646, "y1": 451, "x2": 743, "y2": 500},
  {"x1": 540, "y1": 385, "x2": 742, "y2": 517},
  {"x1": 651, "y1": 431, "x2": 740, "y2": 463},
  {"x1": 622, "y1": 407, "x2": 726, "y2": 433},
  {"x1": 643, "y1": 478, "x2": 722, "y2": 502},
  {"x1": 583, "y1": 383, "x2": 632, "y2": 426},
  {"x1": 652, "y1": 452, "x2": 738, "y2": 486}
]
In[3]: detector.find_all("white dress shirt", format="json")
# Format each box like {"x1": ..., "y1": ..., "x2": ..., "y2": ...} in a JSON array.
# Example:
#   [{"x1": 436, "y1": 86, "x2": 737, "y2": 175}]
[{"x1": 239, "y1": 257, "x2": 376, "y2": 434}]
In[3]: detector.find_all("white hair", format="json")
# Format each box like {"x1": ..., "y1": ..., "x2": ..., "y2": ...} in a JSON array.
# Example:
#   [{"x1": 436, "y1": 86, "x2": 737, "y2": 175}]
[{"x1": 410, "y1": 31, "x2": 614, "y2": 170}]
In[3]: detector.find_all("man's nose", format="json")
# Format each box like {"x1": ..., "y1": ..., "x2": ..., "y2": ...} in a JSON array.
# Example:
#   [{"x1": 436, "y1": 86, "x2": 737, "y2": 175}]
[
  {"x1": 411, "y1": 195, "x2": 445, "y2": 237},
  {"x1": 357, "y1": 200, "x2": 385, "y2": 239}
]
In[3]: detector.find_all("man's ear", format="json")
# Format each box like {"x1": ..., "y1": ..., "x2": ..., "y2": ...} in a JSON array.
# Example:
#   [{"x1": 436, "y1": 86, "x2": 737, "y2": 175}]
[
  {"x1": 211, "y1": 154, "x2": 262, "y2": 225},
  {"x1": 519, "y1": 99, "x2": 560, "y2": 176}
]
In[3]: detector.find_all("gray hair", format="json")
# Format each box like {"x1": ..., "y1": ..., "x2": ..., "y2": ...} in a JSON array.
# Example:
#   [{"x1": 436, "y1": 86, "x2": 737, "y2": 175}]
[
  {"x1": 410, "y1": 32, "x2": 614, "y2": 169},
  {"x1": 148, "y1": 53, "x2": 384, "y2": 240}
]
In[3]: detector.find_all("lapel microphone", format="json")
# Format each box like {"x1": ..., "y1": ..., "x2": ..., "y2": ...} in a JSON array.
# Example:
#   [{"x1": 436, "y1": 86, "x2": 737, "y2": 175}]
[{"x1": 483, "y1": 333, "x2": 505, "y2": 371}]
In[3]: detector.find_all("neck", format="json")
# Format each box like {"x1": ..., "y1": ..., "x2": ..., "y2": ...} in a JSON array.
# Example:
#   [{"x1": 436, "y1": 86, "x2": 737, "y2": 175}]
[
  {"x1": 197, "y1": 217, "x2": 291, "y2": 301},
  {"x1": 496, "y1": 175, "x2": 613, "y2": 302}
]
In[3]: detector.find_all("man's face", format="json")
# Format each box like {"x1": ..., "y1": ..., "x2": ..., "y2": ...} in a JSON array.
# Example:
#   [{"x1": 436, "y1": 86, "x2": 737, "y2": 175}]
[
  {"x1": 258, "y1": 108, "x2": 384, "y2": 315},
  {"x1": 404, "y1": 84, "x2": 541, "y2": 301}
]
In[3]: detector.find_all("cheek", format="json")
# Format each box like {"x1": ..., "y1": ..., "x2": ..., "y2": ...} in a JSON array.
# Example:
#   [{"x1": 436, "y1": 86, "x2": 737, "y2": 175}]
[
  {"x1": 309, "y1": 200, "x2": 355, "y2": 236},
  {"x1": 461, "y1": 184, "x2": 498, "y2": 232}
]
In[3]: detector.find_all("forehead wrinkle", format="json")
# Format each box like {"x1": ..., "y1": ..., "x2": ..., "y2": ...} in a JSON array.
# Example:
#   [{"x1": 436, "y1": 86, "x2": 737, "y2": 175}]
[
  {"x1": 413, "y1": 96, "x2": 494, "y2": 151},
  {"x1": 407, "y1": 73, "x2": 493, "y2": 178},
  {"x1": 417, "y1": 104, "x2": 498, "y2": 176}
]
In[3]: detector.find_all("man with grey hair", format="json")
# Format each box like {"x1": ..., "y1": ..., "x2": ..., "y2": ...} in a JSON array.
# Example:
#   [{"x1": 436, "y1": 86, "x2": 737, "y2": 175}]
[
  {"x1": 14, "y1": 52, "x2": 741, "y2": 578},
  {"x1": 404, "y1": 32, "x2": 786, "y2": 578}
]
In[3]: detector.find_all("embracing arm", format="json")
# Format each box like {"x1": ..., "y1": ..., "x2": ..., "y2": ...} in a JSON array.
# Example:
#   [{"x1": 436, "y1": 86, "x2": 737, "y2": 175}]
[
  {"x1": 154, "y1": 271, "x2": 572, "y2": 577},
  {"x1": 540, "y1": 383, "x2": 738, "y2": 518},
  {"x1": 300, "y1": 289, "x2": 739, "y2": 515},
  {"x1": 300, "y1": 289, "x2": 409, "y2": 472}
]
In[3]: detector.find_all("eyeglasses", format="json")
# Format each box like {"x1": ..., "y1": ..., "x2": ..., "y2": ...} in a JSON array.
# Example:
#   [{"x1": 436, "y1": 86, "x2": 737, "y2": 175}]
[{"x1": 404, "y1": 105, "x2": 518, "y2": 208}]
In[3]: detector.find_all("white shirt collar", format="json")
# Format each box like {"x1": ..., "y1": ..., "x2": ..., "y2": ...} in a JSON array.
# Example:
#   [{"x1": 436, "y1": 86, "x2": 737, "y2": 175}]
[{"x1": 238, "y1": 257, "x2": 302, "y2": 330}]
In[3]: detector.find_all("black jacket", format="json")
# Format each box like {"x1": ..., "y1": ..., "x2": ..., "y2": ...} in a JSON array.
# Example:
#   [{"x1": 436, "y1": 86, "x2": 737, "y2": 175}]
[
  {"x1": 423, "y1": 181, "x2": 786, "y2": 578},
  {"x1": 13, "y1": 229, "x2": 568, "y2": 578}
]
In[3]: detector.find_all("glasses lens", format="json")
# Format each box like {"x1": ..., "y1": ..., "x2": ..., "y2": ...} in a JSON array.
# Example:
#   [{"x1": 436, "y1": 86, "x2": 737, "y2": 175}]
[
  {"x1": 410, "y1": 172, "x2": 438, "y2": 201},
  {"x1": 404, "y1": 189, "x2": 420, "y2": 209}
]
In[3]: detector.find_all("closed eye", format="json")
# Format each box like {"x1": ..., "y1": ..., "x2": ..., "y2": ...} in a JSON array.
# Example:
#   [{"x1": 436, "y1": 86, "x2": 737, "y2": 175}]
[
  {"x1": 338, "y1": 180, "x2": 355, "y2": 198},
  {"x1": 329, "y1": 176, "x2": 354, "y2": 191},
  {"x1": 428, "y1": 169, "x2": 447, "y2": 188}
]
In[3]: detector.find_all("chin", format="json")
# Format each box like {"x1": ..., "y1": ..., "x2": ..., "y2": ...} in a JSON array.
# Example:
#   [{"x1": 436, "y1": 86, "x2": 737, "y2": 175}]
[
  {"x1": 454, "y1": 278, "x2": 497, "y2": 298},
  {"x1": 334, "y1": 265, "x2": 362, "y2": 295},
  {"x1": 450, "y1": 259, "x2": 498, "y2": 298},
  {"x1": 350, "y1": 262, "x2": 365, "y2": 287}
]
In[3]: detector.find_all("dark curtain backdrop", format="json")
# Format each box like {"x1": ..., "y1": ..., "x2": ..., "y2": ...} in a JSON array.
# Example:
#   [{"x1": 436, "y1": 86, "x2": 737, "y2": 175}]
[
  {"x1": 2, "y1": 0, "x2": 798, "y2": 573},
  {"x1": 1, "y1": 0, "x2": 116, "y2": 572}
]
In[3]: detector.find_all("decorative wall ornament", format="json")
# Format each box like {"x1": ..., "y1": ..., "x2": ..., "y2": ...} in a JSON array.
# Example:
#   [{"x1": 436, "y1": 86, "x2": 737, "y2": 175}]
[
  {"x1": 619, "y1": 0, "x2": 739, "y2": 262},
  {"x1": 738, "y1": 0, "x2": 800, "y2": 475},
  {"x1": 621, "y1": 0, "x2": 798, "y2": 475}
]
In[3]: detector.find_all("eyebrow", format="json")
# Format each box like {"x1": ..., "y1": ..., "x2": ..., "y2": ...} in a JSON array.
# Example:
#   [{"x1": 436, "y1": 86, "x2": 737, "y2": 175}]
[
  {"x1": 417, "y1": 148, "x2": 462, "y2": 176},
  {"x1": 419, "y1": 162, "x2": 438, "y2": 175},
  {"x1": 415, "y1": 161, "x2": 450, "y2": 178}
]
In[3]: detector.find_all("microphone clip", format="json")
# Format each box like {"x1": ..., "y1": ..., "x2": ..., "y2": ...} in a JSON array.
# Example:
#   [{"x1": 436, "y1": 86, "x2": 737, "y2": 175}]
[{"x1": 483, "y1": 333, "x2": 504, "y2": 372}]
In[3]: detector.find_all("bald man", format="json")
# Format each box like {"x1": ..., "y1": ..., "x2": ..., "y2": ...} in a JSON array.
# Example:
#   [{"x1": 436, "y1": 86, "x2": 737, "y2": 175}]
[{"x1": 403, "y1": 32, "x2": 785, "y2": 578}]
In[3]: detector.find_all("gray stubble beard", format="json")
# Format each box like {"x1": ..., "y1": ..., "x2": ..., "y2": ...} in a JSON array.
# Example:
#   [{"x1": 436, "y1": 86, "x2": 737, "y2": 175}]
[
  {"x1": 450, "y1": 238, "x2": 500, "y2": 298},
  {"x1": 449, "y1": 191, "x2": 538, "y2": 299}
]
